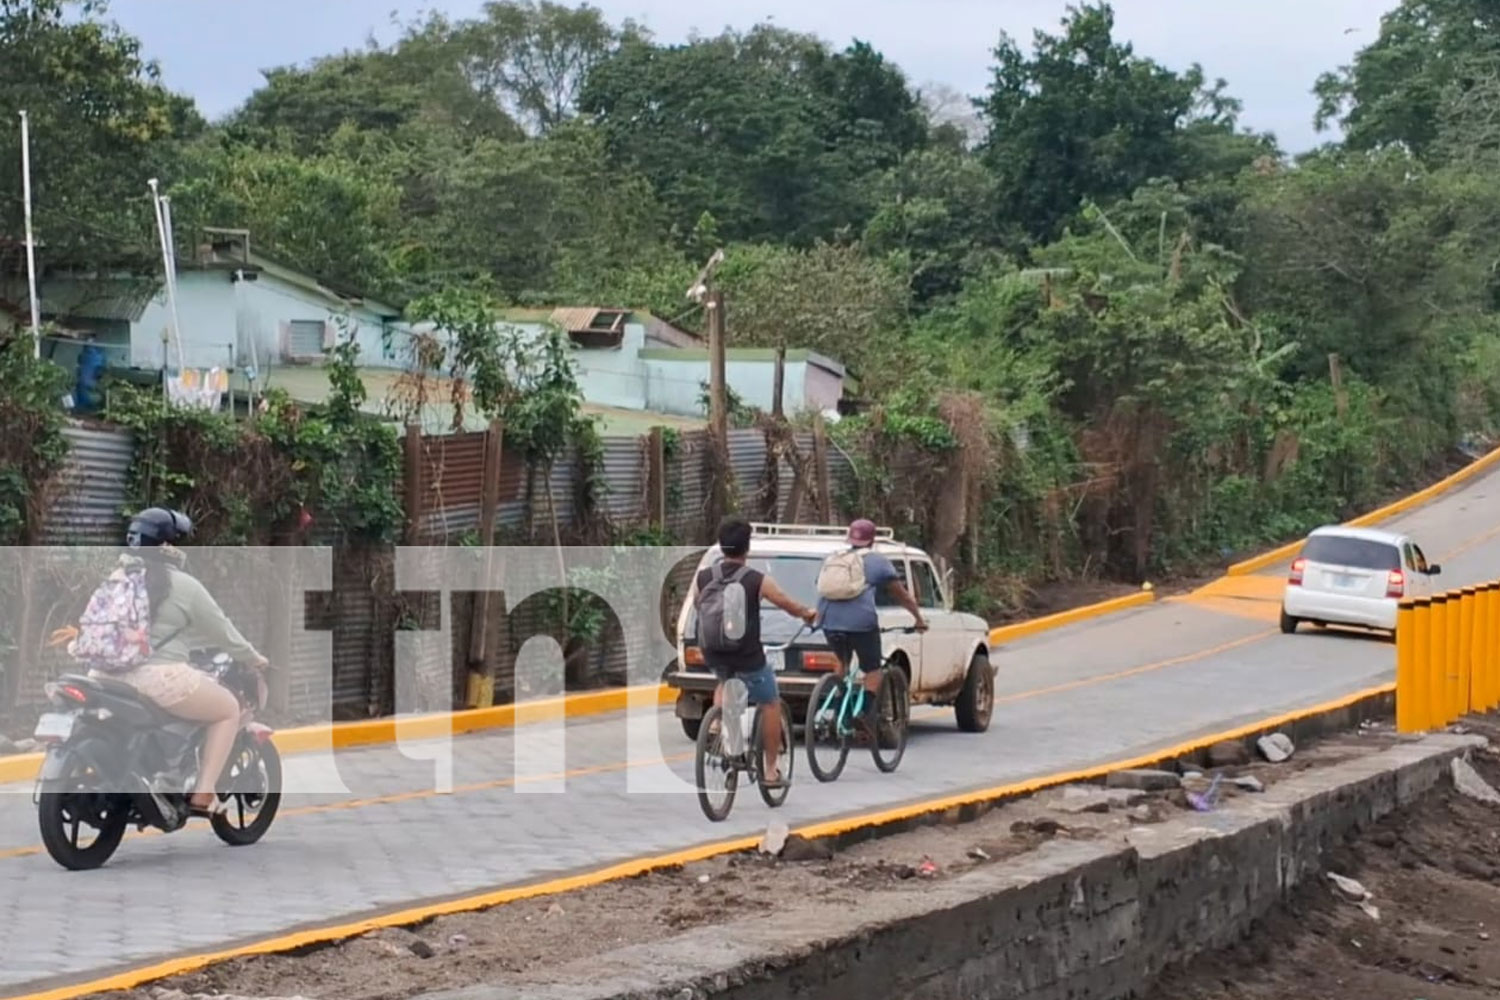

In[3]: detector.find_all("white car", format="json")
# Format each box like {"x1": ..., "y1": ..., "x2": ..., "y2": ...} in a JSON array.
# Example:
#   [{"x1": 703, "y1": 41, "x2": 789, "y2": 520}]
[
  {"x1": 1280, "y1": 525, "x2": 1442, "y2": 636},
  {"x1": 665, "y1": 523, "x2": 997, "y2": 739}
]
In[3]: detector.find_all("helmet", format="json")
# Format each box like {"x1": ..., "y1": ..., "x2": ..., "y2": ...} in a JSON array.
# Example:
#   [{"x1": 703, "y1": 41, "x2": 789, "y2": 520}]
[{"x1": 126, "y1": 507, "x2": 192, "y2": 548}]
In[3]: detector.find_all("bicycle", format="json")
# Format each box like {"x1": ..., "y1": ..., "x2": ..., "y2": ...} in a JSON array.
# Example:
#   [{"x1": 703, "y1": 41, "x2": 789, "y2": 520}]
[
  {"x1": 693, "y1": 627, "x2": 808, "y2": 823},
  {"x1": 804, "y1": 626, "x2": 917, "y2": 782}
]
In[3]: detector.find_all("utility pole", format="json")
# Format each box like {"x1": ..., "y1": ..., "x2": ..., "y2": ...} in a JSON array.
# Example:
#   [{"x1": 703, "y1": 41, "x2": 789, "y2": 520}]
[
  {"x1": 688, "y1": 250, "x2": 730, "y2": 528},
  {"x1": 19, "y1": 111, "x2": 41, "y2": 358}
]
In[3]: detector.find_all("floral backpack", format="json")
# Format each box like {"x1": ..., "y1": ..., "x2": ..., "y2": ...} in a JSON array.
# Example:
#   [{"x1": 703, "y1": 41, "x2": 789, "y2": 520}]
[{"x1": 67, "y1": 566, "x2": 157, "y2": 673}]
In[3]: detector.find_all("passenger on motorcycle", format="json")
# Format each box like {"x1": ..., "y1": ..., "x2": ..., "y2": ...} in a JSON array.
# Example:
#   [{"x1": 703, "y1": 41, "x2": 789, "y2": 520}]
[{"x1": 95, "y1": 507, "x2": 270, "y2": 815}]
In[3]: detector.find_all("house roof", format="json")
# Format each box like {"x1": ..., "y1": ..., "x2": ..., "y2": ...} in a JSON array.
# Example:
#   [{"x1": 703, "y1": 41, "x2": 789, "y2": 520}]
[{"x1": 232, "y1": 364, "x2": 707, "y2": 437}]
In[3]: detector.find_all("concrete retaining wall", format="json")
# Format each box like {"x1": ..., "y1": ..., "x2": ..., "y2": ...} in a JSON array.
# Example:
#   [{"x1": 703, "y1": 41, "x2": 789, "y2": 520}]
[{"x1": 422, "y1": 733, "x2": 1480, "y2": 1000}]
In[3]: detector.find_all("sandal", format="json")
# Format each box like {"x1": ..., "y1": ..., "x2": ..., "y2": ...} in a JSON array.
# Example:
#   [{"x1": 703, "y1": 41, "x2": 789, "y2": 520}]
[
  {"x1": 188, "y1": 795, "x2": 230, "y2": 817},
  {"x1": 760, "y1": 768, "x2": 788, "y2": 791}
]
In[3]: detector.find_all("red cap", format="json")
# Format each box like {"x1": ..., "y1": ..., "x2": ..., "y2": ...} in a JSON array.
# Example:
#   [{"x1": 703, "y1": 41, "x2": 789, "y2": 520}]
[{"x1": 848, "y1": 519, "x2": 877, "y2": 546}]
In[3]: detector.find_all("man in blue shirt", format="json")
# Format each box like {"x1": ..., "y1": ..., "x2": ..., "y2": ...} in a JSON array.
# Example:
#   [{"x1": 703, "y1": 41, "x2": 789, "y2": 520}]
[{"x1": 817, "y1": 519, "x2": 927, "y2": 735}]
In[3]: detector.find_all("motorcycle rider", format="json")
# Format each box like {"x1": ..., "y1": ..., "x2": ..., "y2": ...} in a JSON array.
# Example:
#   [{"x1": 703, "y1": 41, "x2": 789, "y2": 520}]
[{"x1": 95, "y1": 507, "x2": 269, "y2": 815}]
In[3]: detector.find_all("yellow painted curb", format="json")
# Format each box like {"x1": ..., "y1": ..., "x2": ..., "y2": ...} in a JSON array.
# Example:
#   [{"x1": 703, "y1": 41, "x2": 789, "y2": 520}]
[
  {"x1": 0, "y1": 685, "x2": 676, "y2": 786},
  {"x1": 0, "y1": 681, "x2": 1397, "y2": 1000},
  {"x1": 988, "y1": 590, "x2": 1155, "y2": 647},
  {"x1": 1228, "y1": 443, "x2": 1500, "y2": 577}
]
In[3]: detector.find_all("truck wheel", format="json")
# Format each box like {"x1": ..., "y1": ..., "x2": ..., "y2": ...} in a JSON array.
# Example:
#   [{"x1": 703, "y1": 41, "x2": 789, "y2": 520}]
[{"x1": 955, "y1": 652, "x2": 995, "y2": 733}]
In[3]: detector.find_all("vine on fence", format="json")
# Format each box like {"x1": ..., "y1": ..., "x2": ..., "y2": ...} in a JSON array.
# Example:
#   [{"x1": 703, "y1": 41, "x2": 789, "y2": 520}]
[
  {"x1": 0, "y1": 336, "x2": 70, "y2": 545},
  {"x1": 105, "y1": 330, "x2": 402, "y2": 544}
]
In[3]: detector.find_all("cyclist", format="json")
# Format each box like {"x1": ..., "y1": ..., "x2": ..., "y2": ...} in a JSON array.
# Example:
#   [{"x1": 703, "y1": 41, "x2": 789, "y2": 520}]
[
  {"x1": 816, "y1": 518, "x2": 927, "y2": 737},
  {"x1": 691, "y1": 517, "x2": 817, "y2": 789}
]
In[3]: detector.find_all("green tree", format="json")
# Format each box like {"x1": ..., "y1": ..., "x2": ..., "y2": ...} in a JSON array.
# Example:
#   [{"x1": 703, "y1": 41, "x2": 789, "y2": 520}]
[
  {"x1": 0, "y1": 0, "x2": 201, "y2": 275},
  {"x1": 715, "y1": 241, "x2": 910, "y2": 383},
  {"x1": 578, "y1": 26, "x2": 926, "y2": 244},
  {"x1": 863, "y1": 147, "x2": 1006, "y2": 303},
  {"x1": 167, "y1": 140, "x2": 403, "y2": 296},
  {"x1": 1314, "y1": 0, "x2": 1500, "y2": 160},
  {"x1": 227, "y1": 39, "x2": 521, "y2": 151},
  {"x1": 977, "y1": 2, "x2": 1261, "y2": 245}
]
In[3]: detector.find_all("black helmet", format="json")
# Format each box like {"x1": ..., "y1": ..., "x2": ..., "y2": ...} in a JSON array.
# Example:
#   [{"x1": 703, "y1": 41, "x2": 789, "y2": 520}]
[{"x1": 126, "y1": 507, "x2": 192, "y2": 548}]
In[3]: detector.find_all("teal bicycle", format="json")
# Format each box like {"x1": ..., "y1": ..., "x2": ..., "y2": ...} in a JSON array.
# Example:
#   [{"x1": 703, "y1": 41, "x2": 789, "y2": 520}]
[{"x1": 804, "y1": 626, "x2": 916, "y2": 782}]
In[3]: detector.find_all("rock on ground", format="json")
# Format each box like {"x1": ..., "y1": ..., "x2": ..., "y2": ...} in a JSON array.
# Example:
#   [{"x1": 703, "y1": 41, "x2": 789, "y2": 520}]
[{"x1": 1106, "y1": 769, "x2": 1181, "y2": 792}]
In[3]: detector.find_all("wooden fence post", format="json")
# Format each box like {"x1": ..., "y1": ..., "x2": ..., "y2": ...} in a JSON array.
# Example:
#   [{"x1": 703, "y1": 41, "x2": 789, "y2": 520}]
[
  {"x1": 467, "y1": 419, "x2": 504, "y2": 705},
  {"x1": 646, "y1": 427, "x2": 666, "y2": 532},
  {"x1": 402, "y1": 422, "x2": 424, "y2": 544}
]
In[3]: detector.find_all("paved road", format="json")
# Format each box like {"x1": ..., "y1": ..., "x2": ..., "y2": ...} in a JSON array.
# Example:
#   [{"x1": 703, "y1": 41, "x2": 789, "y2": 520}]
[{"x1": 2, "y1": 467, "x2": 1498, "y2": 994}]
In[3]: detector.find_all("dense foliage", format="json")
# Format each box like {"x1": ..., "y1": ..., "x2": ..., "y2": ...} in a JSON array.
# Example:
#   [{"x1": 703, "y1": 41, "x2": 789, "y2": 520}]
[{"x1": 6, "y1": 0, "x2": 1500, "y2": 613}]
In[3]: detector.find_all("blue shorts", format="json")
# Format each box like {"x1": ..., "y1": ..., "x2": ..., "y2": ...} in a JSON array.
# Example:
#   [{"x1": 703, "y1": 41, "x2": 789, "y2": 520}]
[{"x1": 712, "y1": 662, "x2": 780, "y2": 705}]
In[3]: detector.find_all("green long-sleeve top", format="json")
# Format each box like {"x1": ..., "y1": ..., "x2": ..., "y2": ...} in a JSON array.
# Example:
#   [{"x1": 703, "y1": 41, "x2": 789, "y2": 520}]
[{"x1": 145, "y1": 564, "x2": 265, "y2": 667}]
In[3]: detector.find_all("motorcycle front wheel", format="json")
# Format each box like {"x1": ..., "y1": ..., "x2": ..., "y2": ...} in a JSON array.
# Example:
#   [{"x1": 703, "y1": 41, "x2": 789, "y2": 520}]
[
  {"x1": 210, "y1": 736, "x2": 282, "y2": 847},
  {"x1": 37, "y1": 743, "x2": 130, "y2": 871}
]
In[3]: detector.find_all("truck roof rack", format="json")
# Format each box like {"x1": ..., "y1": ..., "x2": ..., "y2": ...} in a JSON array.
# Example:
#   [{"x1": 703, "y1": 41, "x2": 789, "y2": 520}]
[{"x1": 748, "y1": 522, "x2": 896, "y2": 541}]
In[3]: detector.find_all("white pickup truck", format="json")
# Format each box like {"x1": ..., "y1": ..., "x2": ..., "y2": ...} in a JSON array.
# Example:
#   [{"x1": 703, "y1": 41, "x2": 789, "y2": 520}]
[{"x1": 665, "y1": 523, "x2": 997, "y2": 740}]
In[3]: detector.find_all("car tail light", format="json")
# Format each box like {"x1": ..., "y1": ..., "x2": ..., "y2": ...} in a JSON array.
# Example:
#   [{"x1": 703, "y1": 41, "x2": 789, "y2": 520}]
[
  {"x1": 1288, "y1": 558, "x2": 1306, "y2": 586},
  {"x1": 802, "y1": 651, "x2": 842, "y2": 672},
  {"x1": 683, "y1": 646, "x2": 705, "y2": 668},
  {"x1": 1386, "y1": 570, "x2": 1405, "y2": 598}
]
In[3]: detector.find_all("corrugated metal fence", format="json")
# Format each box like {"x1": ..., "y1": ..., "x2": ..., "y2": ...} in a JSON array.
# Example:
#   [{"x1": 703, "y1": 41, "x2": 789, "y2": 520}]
[
  {"x1": 19, "y1": 419, "x2": 854, "y2": 721},
  {"x1": 41, "y1": 422, "x2": 134, "y2": 544}
]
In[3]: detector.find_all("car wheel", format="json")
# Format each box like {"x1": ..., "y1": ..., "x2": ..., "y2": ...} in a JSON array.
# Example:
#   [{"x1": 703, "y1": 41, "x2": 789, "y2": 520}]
[
  {"x1": 1279, "y1": 608, "x2": 1298, "y2": 635},
  {"x1": 955, "y1": 652, "x2": 994, "y2": 733}
]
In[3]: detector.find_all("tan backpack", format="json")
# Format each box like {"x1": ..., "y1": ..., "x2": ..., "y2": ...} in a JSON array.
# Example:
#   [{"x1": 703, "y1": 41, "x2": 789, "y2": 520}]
[{"x1": 816, "y1": 547, "x2": 869, "y2": 601}]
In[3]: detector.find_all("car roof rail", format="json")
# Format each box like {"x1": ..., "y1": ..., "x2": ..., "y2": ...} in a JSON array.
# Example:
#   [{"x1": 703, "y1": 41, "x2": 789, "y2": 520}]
[{"x1": 748, "y1": 522, "x2": 896, "y2": 541}]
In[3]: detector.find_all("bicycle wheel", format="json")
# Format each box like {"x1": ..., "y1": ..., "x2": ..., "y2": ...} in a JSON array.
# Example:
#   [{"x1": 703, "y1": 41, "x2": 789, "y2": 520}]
[
  {"x1": 695, "y1": 706, "x2": 738, "y2": 822},
  {"x1": 870, "y1": 668, "x2": 910, "y2": 774},
  {"x1": 756, "y1": 701, "x2": 796, "y2": 808},
  {"x1": 805, "y1": 674, "x2": 851, "y2": 783}
]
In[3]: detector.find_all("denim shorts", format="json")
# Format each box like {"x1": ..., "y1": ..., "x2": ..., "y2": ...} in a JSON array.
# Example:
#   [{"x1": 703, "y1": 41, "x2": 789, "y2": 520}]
[{"x1": 712, "y1": 661, "x2": 780, "y2": 705}]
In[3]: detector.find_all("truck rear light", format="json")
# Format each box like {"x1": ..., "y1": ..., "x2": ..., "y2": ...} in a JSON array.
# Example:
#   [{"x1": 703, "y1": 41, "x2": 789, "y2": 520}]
[
  {"x1": 683, "y1": 646, "x2": 705, "y2": 668},
  {"x1": 802, "y1": 651, "x2": 842, "y2": 672},
  {"x1": 1386, "y1": 570, "x2": 1405, "y2": 598},
  {"x1": 1288, "y1": 558, "x2": 1306, "y2": 586}
]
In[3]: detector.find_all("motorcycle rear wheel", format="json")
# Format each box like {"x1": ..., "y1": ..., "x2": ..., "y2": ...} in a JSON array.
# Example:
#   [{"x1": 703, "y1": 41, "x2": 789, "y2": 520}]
[
  {"x1": 37, "y1": 744, "x2": 130, "y2": 871},
  {"x1": 210, "y1": 737, "x2": 282, "y2": 847}
]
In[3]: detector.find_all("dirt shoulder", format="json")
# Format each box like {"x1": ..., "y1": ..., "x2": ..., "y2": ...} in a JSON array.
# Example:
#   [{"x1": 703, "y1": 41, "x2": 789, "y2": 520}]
[
  {"x1": 88, "y1": 723, "x2": 1409, "y2": 1000},
  {"x1": 1153, "y1": 716, "x2": 1500, "y2": 999}
]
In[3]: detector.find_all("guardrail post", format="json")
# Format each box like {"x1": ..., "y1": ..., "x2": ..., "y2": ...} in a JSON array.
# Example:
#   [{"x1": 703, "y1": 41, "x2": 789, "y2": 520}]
[
  {"x1": 1396, "y1": 599, "x2": 1418, "y2": 733},
  {"x1": 1484, "y1": 583, "x2": 1500, "y2": 712},
  {"x1": 1446, "y1": 589, "x2": 1464, "y2": 724},
  {"x1": 1430, "y1": 594, "x2": 1450, "y2": 727},
  {"x1": 1412, "y1": 597, "x2": 1432, "y2": 730},
  {"x1": 1460, "y1": 587, "x2": 1477, "y2": 719}
]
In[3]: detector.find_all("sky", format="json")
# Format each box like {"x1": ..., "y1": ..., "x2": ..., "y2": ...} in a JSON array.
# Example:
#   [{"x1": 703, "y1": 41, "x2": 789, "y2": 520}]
[{"x1": 107, "y1": 0, "x2": 1393, "y2": 153}]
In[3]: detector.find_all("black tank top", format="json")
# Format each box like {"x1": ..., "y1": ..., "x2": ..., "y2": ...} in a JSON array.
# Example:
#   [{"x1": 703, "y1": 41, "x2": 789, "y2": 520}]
[{"x1": 696, "y1": 563, "x2": 765, "y2": 672}]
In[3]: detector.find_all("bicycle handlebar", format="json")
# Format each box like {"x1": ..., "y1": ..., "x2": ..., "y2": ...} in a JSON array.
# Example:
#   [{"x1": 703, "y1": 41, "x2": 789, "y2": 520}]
[{"x1": 763, "y1": 622, "x2": 821, "y2": 652}]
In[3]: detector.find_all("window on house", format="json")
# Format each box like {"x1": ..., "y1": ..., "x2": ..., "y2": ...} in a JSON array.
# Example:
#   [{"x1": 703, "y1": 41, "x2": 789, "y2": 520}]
[{"x1": 288, "y1": 320, "x2": 327, "y2": 357}]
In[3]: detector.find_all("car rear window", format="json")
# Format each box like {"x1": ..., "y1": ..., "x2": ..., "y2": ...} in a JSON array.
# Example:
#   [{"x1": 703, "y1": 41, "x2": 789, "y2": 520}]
[{"x1": 1302, "y1": 536, "x2": 1401, "y2": 570}]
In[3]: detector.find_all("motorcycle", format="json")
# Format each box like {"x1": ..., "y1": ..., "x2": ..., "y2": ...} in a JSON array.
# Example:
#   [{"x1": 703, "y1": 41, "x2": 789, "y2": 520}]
[{"x1": 32, "y1": 649, "x2": 281, "y2": 870}]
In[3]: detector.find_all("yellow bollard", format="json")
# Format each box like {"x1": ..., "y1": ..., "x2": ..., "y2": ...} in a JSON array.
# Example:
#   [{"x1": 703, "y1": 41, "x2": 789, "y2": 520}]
[
  {"x1": 1485, "y1": 583, "x2": 1500, "y2": 713},
  {"x1": 1396, "y1": 600, "x2": 1418, "y2": 733},
  {"x1": 1448, "y1": 589, "x2": 1466, "y2": 723},
  {"x1": 1431, "y1": 594, "x2": 1451, "y2": 727},
  {"x1": 1459, "y1": 588, "x2": 1477, "y2": 719},
  {"x1": 1411, "y1": 597, "x2": 1432, "y2": 730},
  {"x1": 1475, "y1": 584, "x2": 1492, "y2": 714},
  {"x1": 1463, "y1": 587, "x2": 1480, "y2": 718}
]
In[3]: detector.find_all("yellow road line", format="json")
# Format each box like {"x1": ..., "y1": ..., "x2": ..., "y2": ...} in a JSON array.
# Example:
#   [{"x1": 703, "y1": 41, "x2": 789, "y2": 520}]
[{"x1": 0, "y1": 682, "x2": 1397, "y2": 1000}]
